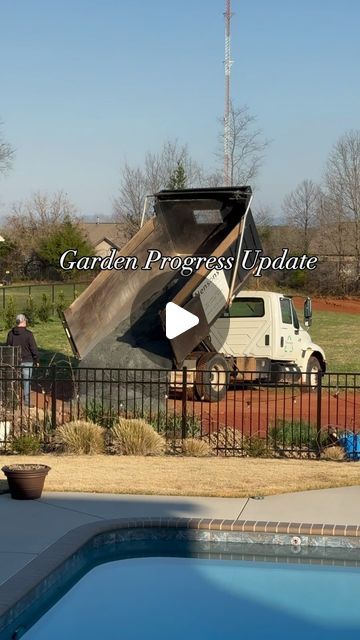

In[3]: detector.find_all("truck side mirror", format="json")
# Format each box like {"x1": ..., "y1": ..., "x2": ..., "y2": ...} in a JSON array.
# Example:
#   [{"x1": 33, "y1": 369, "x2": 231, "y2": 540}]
[{"x1": 304, "y1": 297, "x2": 312, "y2": 327}]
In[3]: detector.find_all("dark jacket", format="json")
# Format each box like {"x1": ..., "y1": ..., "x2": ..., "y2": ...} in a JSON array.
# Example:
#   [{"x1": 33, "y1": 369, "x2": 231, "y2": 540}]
[{"x1": 6, "y1": 327, "x2": 39, "y2": 363}]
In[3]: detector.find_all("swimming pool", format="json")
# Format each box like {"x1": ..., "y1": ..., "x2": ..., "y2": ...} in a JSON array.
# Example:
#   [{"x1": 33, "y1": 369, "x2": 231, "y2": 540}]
[
  {"x1": 1, "y1": 519, "x2": 360, "y2": 640},
  {"x1": 21, "y1": 555, "x2": 360, "y2": 640}
]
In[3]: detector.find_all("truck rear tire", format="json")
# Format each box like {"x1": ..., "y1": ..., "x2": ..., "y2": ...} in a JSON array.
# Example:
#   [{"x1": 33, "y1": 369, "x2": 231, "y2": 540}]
[
  {"x1": 195, "y1": 354, "x2": 229, "y2": 402},
  {"x1": 306, "y1": 356, "x2": 322, "y2": 391}
]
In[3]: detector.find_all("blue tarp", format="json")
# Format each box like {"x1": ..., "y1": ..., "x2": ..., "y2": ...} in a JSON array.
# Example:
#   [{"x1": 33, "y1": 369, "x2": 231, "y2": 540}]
[{"x1": 338, "y1": 433, "x2": 360, "y2": 461}]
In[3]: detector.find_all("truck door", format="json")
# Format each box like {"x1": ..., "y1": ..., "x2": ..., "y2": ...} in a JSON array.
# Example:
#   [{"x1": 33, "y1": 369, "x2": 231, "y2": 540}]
[
  {"x1": 276, "y1": 297, "x2": 302, "y2": 361},
  {"x1": 211, "y1": 296, "x2": 272, "y2": 357}
]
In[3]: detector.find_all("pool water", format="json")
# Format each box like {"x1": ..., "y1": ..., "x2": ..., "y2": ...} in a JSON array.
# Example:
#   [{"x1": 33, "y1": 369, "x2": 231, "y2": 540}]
[{"x1": 22, "y1": 556, "x2": 360, "y2": 640}]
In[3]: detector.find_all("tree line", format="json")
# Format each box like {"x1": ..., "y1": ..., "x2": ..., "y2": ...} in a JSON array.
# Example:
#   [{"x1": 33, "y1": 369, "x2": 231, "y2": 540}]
[
  {"x1": 266, "y1": 130, "x2": 360, "y2": 295},
  {"x1": 1, "y1": 115, "x2": 359, "y2": 295}
]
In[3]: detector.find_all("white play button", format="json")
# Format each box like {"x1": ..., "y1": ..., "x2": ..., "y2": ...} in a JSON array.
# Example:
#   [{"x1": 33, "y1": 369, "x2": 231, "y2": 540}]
[{"x1": 165, "y1": 302, "x2": 199, "y2": 340}]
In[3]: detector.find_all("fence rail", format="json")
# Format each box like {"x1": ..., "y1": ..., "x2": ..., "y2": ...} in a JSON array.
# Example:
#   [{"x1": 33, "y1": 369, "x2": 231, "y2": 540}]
[{"x1": 0, "y1": 365, "x2": 359, "y2": 457}]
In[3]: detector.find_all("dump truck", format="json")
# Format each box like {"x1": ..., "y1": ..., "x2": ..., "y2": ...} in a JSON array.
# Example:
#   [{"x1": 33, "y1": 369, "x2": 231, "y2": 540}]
[{"x1": 61, "y1": 186, "x2": 325, "y2": 400}]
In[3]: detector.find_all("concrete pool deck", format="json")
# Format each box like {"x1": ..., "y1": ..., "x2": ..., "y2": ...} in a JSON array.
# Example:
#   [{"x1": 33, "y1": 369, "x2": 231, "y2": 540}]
[{"x1": 0, "y1": 486, "x2": 359, "y2": 586}]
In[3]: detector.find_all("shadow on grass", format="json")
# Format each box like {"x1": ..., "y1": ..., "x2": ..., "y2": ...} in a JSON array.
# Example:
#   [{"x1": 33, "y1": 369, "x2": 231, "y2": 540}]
[{"x1": 38, "y1": 348, "x2": 78, "y2": 368}]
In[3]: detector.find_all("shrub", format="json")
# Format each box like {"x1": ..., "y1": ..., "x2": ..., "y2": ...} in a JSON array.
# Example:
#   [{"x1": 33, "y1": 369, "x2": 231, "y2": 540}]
[
  {"x1": 38, "y1": 293, "x2": 52, "y2": 322},
  {"x1": 82, "y1": 399, "x2": 117, "y2": 429},
  {"x1": 242, "y1": 435, "x2": 269, "y2": 458},
  {"x1": 269, "y1": 420, "x2": 328, "y2": 450},
  {"x1": 56, "y1": 420, "x2": 105, "y2": 454},
  {"x1": 3, "y1": 296, "x2": 17, "y2": 330},
  {"x1": 12, "y1": 434, "x2": 41, "y2": 454},
  {"x1": 149, "y1": 411, "x2": 201, "y2": 439},
  {"x1": 208, "y1": 428, "x2": 246, "y2": 455},
  {"x1": 56, "y1": 290, "x2": 67, "y2": 315},
  {"x1": 37, "y1": 217, "x2": 93, "y2": 280},
  {"x1": 321, "y1": 446, "x2": 346, "y2": 461},
  {"x1": 206, "y1": 429, "x2": 270, "y2": 457},
  {"x1": 182, "y1": 438, "x2": 212, "y2": 457},
  {"x1": 111, "y1": 418, "x2": 165, "y2": 455},
  {"x1": 23, "y1": 296, "x2": 37, "y2": 326}
]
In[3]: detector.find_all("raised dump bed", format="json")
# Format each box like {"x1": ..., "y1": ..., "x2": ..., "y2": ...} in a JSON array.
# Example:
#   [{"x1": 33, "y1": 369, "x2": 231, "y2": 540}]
[{"x1": 61, "y1": 187, "x2": 261, "y2": 373}]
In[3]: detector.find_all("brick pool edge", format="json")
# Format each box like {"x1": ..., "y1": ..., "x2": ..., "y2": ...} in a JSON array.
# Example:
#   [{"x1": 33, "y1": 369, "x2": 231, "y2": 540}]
[{"x1": 1, "y1": 517, "x2": 360, "y2": 637}]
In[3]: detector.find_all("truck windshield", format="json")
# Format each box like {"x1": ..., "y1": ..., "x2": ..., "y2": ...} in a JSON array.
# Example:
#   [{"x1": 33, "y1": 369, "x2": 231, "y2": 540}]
[
  {"x1": 280, "y1": 298, "x2": 292, "y2": 324},
  {"x1": 280, "y1": 298, "x2": 300, "y2": 329},
  {"x1": 291, "y1": 301, "x2": 300, "y2": 330},
  {"x1": 228, "y1": 298, "x2": 265, "y2": 317}
]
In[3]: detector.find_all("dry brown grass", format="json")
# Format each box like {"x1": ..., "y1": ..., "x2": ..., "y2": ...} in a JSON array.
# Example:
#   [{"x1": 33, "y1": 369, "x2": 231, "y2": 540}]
[{"x1": 0, "y1": 455, "x2": 359, "y2": 496}]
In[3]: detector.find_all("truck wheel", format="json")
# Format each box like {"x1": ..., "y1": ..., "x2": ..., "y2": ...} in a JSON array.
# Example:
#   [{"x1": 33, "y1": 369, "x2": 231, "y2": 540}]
[
  {"x1": 306, "y1": 356, "x2": 322, "y2": 391},
  {"x1": 195, "y1": 354, "x2": 229, "y2": 402}
]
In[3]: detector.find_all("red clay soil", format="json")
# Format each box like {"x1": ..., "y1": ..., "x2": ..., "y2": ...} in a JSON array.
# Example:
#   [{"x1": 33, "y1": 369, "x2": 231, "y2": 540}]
[
  {"x1": 171, "y1": 385, "x2": 360, "y2": 435},
  {"x1": 293, "y1": 296, "x2": 360, "y2": 315}
]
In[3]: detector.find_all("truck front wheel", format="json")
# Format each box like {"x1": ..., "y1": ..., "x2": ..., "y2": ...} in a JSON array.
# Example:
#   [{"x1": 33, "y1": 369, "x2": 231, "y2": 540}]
[
  {"x1": 195, "y1": 354, "x2": 230, "y2": 402},
  {"x1": 306, "y1": 356, "x2": 322, "y2": 391}
]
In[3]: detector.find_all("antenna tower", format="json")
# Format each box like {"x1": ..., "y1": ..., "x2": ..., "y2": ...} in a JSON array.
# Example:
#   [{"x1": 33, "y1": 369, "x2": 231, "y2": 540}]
[{"x1": 224, "y1": 0, "x2": 233, "y2": 186}]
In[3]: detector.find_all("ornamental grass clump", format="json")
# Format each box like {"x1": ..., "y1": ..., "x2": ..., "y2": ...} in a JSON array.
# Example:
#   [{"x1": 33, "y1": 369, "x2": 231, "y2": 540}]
[
  {"x1": 111, "y1": 418, "x2": 165, "y2": 456},
  {"x1": 56, "y1": 420, "x2": 105, "y2": 454},
  {"x1": 182, "y1": 438, "x2": 212, "y2": 457},
  {"x1": 321, "y1": 445, "x2": 346, "y2": 461}
]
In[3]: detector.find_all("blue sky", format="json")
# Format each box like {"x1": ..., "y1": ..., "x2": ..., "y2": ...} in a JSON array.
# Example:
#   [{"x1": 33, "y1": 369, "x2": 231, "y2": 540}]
[{"x1": 0, "y1": 0, "x2": 359, "y2": 219}]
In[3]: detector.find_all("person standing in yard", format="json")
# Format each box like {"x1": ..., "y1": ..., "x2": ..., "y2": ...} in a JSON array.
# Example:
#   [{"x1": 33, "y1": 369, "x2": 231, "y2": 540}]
[{"x1": 6, "y1": 314, "x2": 39, "y2": 406}]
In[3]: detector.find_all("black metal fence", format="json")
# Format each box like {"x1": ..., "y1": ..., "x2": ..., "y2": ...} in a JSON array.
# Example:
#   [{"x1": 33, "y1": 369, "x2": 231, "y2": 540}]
[
  {"x1": 0, "y1": 365, "x2": 359, "y2": 457},
  {"x1": 0, "y1": 282, "x2": 89, "y2": 314}
]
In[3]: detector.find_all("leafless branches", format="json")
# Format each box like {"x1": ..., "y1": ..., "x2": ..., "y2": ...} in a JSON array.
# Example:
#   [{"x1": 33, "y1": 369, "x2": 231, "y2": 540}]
[
  {"x1": 0, "y1": 121, "x2": 14, "y2": 175},
  {"x1": 216, "y1": 104, "x2": 270, "y2": 186},
  {"x1": 325, "y1": 130, "x2": 360, "y2": 284},
  {"x1": 113, "y1": 140, "x2": 203, "y2": 238},
  {"x1": 282, "y1": 179, "x2": 320, "y2": 253},
  {"x1": 4, "y1": 191, "x2": 78, "y2": 257}
]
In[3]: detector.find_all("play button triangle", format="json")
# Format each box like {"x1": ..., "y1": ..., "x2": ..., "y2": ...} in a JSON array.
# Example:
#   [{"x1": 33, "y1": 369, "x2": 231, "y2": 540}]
[{"x1": 165, "y1": 302, "x2": 199, "y2": 340}]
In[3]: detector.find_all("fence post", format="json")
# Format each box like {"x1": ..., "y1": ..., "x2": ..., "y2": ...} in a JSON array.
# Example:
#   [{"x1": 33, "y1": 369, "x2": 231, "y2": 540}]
[
  {"x1": 2, "y1": 287, "x2": 5, "y2": 310},
  {"x1": 181, "y1": 366, "x2": 187, "y2": 440},
  {"x1": 316, "y1": 371, "x2": 322, "y2": 458},
  {"x1": 51, "y1": 364, "x2": 57, "y2": 429},
  {"x1": 51, "y1": 283, "x2": 55, "y2": 315}
]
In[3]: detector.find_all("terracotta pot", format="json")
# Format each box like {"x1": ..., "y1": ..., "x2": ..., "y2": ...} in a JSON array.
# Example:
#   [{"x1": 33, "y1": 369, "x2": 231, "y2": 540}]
[{"x1": 1, "y1": 464, "x2": 50, "y2": 500}]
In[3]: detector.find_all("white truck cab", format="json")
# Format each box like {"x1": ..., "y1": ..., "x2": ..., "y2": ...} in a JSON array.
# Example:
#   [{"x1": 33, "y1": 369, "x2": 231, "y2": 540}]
[
  {"x1": 177, "y1": 290, "x2": 326, "y2": 401},
  {"x1": 211, "y1": 290, "x2": 325, "y2": 383}
]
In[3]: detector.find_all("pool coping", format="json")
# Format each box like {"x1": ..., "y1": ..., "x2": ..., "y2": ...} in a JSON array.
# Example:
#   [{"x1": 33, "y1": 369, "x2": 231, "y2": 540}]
[{"x1": 1, "y1": 516, "x2": 360, "y2": 637}]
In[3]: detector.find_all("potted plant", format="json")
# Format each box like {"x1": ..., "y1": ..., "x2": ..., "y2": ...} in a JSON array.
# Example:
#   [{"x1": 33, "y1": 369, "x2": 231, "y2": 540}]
[{"x1": 1, "y1": 464, "x2": 50, "y2": 500}]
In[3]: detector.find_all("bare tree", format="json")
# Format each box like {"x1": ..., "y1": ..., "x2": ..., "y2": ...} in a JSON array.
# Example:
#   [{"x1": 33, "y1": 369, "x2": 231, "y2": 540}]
[
  {"x1": 0, "y1": 121, "x2": 14, "y2": 175},
  {"x1": 325, "y1": 130, "x2": 360, "y2": 287},
  {"x1": 203, "y1": 170, "x2": 224, "y2": 188},
  {"x1": 282, "y1": 179, "x2": 320, "y2": 253},
  {"x1": 144, "y1": 140, "x2": 202, "y2": 193},
  {"x1": 113, "y1": 164, "x2": 147, "y2": 239},
  {"x1": 4, "y1": 191, "x2": 78, "y2": 257},
  {"x1": 315, "y1": 189, "x2": 353, "y2": 293},
  {"x1": 113, "y1": 140, "x2": 203, "y2": 237},
  {"x1": 216, "y1": 104, "x2": 270, "y2": 186}
]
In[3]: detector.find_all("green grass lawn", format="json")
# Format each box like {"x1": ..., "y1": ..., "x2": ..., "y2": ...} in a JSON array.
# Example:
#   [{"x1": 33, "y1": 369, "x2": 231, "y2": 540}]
[
  {"x1": 0, "y1": 316, "x2": 73, "y2": 365},
  {"x1": 0, "y1": 282, "x2": 88, "y2": 364},
  {"x1": 0, "y1": 282, "x2": 88, "y2": 310},
  {"x1": 305, "y1": 310, "x2": 360, "y2": 373}
]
